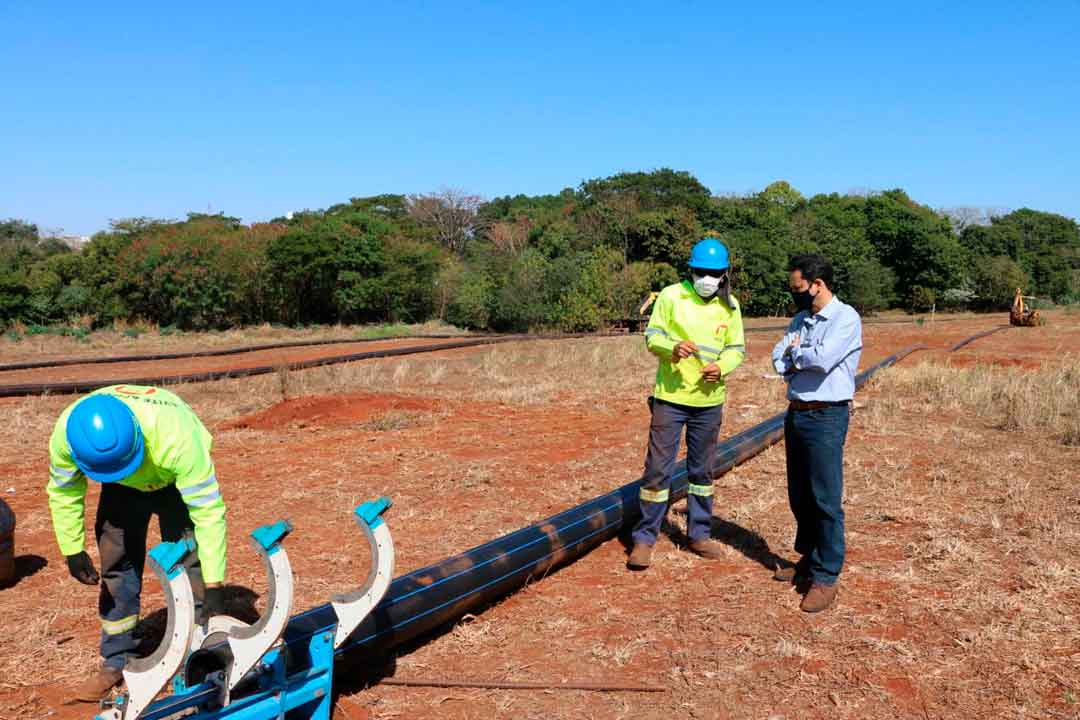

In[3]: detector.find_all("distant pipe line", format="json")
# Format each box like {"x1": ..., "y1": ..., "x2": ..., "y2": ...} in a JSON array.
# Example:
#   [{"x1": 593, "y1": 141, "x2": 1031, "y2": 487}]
[
  {"x1": 0, "y1": 314, "x2": 962, "y2": 375},
  {"x1": 0, "y1": 317, "x2": 983, "y2": 398},
  {"x1": 0, "y1": 333, "x2": 620, "y2": 397},
  {"x1": 0, "y1": 334, "x2": 491, "y2": 373},
  {"x1": 947, "y1": 325, "x2": 1009, "y2": 352}
]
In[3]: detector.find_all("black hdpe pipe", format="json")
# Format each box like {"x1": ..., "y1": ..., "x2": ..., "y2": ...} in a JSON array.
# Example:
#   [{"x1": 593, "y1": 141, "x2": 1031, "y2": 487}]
[
  {"x1": 0, "y1": 318, "x2": 971, "y2": 399},
  {"x1": 0, "y1": 333, "x2": 626, "y2": 398},
  {"x1": 0, "y1": 497, "x2": 15, "y2": 587},
  {"x1": 0, "y1": 328, "x2": 800, "y2": 377},
  {"x1": 0, "y1": 334, "x2": 494, "y2": 373},
  {"x1": 279, "y1": 343, "x2": 930, "y2": 660},
  {"x1": 948, "y1": 325, "x2": 1008, "y2": 352},
  {"x1": 0, "y1": 315, "x2": 956, "y2": 376}
]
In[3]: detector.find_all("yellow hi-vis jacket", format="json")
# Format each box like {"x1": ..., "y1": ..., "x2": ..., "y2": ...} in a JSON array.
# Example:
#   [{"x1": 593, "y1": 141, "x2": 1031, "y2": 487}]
[
  {"x1": 644, "y1": 280, "x2": 746, "y2": 407},
  {"x1": 47, "y1": 385, "x2": 228, "y2": 583}
]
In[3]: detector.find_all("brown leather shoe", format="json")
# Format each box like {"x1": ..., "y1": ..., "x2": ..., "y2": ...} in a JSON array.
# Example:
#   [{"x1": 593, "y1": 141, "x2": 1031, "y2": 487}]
[
  {"x1": 774, "y1": 557, "x2": 810, "y2": 584},
  {"x1": 687, "y1": 539, "x2": 725, "y2": 560},
  {"x1": 800, "y1": 582, "x2": 839, "y2": 613},
  {"x1": 70, "y1": 667, "x2": 123, "y2": 703},
  {"x1": 627, "y1": 543, "x2": 654, "y2": 569}
]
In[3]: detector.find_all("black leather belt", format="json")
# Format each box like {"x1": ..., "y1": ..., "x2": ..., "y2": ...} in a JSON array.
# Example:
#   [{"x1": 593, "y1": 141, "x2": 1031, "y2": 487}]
[{"x1": 789, "y1": 399, "x2": 850, "y2": 411}]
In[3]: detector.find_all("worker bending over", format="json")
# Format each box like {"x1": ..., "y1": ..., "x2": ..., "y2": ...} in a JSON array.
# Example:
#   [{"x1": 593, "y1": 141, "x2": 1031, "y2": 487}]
[
  {"x1": 628, "y1": 238, "x2": 746, "y2": 569},
  {"x1": 46, "y1": 385, "x2": 227, "y2": 701}
]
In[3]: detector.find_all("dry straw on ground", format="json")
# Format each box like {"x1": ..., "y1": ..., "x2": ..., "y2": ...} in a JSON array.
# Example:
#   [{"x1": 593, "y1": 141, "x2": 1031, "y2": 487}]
[{"x1": 868, "y1": 357, "x2": 1080, "y2": 445}]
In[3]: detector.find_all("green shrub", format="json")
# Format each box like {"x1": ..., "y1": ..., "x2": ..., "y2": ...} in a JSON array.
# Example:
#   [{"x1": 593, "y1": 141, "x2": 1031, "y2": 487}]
[{"x1": 908, "y1": 286, "x2": 937, "y2": 312}]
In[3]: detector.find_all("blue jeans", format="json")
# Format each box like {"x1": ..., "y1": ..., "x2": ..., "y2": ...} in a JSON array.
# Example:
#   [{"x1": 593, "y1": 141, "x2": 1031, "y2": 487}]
[
  {"x1": 632, "y1": 398, "x2": 724, "y2": 547},
  {"x1": 784, "y1": 404, "x2": 850, "y2": 586}
]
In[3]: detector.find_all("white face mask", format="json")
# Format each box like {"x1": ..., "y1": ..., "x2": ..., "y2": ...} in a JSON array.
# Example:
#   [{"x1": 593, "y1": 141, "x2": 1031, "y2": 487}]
[{"x1": 693, "y1": 273, "x2": 722, "y2": 298}]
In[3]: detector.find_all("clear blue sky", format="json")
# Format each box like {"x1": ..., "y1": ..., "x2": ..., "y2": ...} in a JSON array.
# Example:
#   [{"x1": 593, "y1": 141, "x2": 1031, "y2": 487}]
[{"x1": 3, "y1": 2, "x2": 1078, "y2": 235}]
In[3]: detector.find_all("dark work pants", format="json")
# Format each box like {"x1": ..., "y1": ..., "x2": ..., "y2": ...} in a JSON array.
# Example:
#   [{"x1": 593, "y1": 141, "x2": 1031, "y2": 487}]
[
  {"x1": 631, "y1": 398, "x2": 724, "y2": 547},
  {"x1": 95, "y1": 483, "x2": 204, "y2": 670},
  {"x1": 784, "y1": 404, "x2": 850, "y2": 586}
]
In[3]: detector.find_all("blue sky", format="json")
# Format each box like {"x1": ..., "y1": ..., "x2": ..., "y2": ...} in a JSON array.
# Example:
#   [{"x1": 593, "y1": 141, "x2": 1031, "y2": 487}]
[{"x1": 2, "y1": 2, "x2": 1078, "y2": 235}]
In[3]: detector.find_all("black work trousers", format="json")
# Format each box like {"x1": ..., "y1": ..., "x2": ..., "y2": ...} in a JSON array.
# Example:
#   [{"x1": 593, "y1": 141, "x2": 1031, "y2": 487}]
[{"x1": 95, "y1": 483, "x2": 204, "y2": 670}]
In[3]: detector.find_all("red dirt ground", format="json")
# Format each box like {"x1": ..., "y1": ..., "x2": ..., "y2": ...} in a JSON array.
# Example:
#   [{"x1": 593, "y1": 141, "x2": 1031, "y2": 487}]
[{"x1": 2, "y1": 312, "x2": 1078, "y2": 720}]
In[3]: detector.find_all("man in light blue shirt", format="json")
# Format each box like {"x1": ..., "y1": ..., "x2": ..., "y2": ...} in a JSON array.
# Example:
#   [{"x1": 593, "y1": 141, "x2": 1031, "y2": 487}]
[{"x1": 770, "y1": 254, "x2": 862, "y2": 613}]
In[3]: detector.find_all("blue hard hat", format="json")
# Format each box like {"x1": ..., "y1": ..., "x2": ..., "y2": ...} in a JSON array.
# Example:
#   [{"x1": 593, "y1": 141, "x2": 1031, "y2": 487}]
[
  {"x1": 66, "y1": 395, "x2": 145, "y2": 483},
  {"x1": 689, "y1": 238, "x2": 730, "y2": 271}
]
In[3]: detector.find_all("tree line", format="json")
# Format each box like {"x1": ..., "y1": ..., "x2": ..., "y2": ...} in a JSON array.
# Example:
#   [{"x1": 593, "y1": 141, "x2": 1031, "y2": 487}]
[{"x1": 2, "y1": 170, "x2": 1078, "y2": 333}]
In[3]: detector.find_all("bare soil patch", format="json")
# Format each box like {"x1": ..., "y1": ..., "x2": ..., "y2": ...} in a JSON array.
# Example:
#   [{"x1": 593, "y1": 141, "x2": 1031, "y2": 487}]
[{"x1": 222, "y1": 393, "x2": 439, "y2": 431}]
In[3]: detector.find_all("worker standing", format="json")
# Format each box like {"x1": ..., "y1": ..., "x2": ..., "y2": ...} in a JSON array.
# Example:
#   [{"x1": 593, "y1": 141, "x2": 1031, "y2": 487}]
[
  {"x1": 46, "y1": 385, "x2": 228, "y2": 701},
  {"x1": 770, "y1": 254, "x2": 862, "y2": 612},
  {"x1": 628, "y1": 238, "x2": 746, "y2": 570}
]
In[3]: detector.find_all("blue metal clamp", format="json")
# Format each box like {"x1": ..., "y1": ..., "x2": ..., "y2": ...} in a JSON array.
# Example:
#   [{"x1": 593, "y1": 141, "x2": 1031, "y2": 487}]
[{"x1": 354, "y1": 496, "x2": 392, "y2": 530}]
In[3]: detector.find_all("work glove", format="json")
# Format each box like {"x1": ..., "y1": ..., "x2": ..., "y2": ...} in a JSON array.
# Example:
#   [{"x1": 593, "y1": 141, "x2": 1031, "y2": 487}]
[
  {"x1": 66, "y1": 551, "x2": 100, "y2": 585},
  {"x1": 204, "y1": 586, "x2": 226, "y2": 619}
]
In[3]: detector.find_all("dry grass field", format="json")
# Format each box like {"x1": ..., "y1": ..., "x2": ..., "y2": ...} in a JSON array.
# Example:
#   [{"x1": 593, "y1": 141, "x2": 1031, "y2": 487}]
[{"x1": 1, "y1": 311, "x2": 1077, "y2": 719}]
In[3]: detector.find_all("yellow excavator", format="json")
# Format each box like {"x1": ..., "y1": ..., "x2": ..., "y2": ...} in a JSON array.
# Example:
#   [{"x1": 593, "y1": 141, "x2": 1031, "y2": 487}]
[
  {"x1": 638, "y1": 291, "x2": 659, "y2": 317},
  {"x1": 1010, "y1": 288, "x2": 1043, "y2": 327}
]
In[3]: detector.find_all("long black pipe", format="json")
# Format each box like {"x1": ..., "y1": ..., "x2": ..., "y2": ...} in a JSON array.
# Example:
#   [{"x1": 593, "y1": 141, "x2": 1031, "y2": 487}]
[
  {"x1": 0, "y1": 334, "x2": 488, "y2": 373},
  {"x1": 948, "y1": 325, "x2": 1008, "y2": 352},
  {"x1": 0, "y1": 333, "x2": 612, "y2": 397},
  {"x1": 0, "y1": 315, "x2": 957, "y2": 375},
  {"x1": 279, "y1": 343, "x2": 928, "y2": 659},
  {"x1": 0, "y1": 317, "x2": 976, "y2": 398}
]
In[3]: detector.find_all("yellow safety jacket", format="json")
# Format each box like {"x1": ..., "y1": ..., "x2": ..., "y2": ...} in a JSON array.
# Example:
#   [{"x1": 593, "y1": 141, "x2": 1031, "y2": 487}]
[
  {"x1": 644, "y1": 280, "x2": 746, "y2": 407},
  {"x1": 47, "y1": 385, "x2": 227, "y2": 583}
]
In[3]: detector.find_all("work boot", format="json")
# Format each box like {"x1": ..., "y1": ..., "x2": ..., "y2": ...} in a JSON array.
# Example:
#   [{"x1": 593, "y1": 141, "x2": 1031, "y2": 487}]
[
  {"x1": 800, "y1": 582, "x2": 839, "y2": 613},
  {"x1": 627, "y1": 543, "x2": 654, "y2": 570},
  {"x1": 687, "y1": 539, "x2": 725, "y2": 560},
  {"x1": 70, "y1": 666, "x2": 123, "y2": 703},
  {"x1": 774, "y1": 557, "x2": 810, "y2": 584}
]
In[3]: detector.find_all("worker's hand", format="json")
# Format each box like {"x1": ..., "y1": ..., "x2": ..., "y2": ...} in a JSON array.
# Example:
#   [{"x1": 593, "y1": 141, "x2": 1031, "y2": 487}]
[
  {"x1": 786, "y1": 333, "x2": 800, "y2": 356},
  {"x1": 204, "y1": 585, "x2": 226, "y2": 620},
  {"x1": 672, "y1": 340, "x2": 698, "y2": 363},
  {"x1": 701, "y1": 363, "x2": 722, "y2": 383},
  {"x1": 65, "y1": 551, "x2": 100, "y2": 585}
]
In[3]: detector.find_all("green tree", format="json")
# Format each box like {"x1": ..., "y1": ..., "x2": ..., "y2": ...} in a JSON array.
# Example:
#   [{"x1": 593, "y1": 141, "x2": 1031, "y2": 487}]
[
  {"x1": 268, "y1": 217, "x2": 357, "y2": 324},
  {"x1": 970, "y1": 255, "x2": 1030, "y2": 309},
  {"x1": 446, "y1": 268, "x2": 496, "y2": 329},
  {"x1": 963, "y1": 209, "x2": 1079, "y2": 301},
  {"x1": 866, "y1": 190, "x2": 967, "y2": 299},
  {"x1": 579, "y1": 169, "x2": 713, "y2": 217}
]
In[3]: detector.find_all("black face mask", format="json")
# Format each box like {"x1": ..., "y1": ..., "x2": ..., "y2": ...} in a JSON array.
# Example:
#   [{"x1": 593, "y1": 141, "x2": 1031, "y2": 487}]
[{"x1": 791, "y1": 287, "x2": 815, "y2": 313}]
